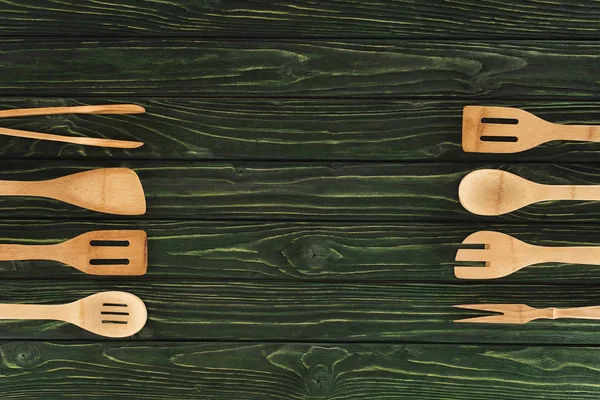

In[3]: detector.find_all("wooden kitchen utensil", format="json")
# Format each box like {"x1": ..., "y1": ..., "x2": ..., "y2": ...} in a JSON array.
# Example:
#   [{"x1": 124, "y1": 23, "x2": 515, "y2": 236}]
[
  {"x1": 463, "y1": 106, "x2": 600, "y2": 153},
  {"x1": 0, "y1": 167, "x2": 146, "y2": 215},
  {"x1": 0, "y1": 104, "x2": 145, "y2": 148},
  {"x1": 454, "y1": 231, "x2": 600, "y2": 279},
  {"x1": 454, "y1": 303, "x2": 600, "y2": 324},
  {"x1": 458, "y1": 169, "x2": 600, "y2": 216},
  {"x1": 0, "y1": 230, "x2": 147, "y2": 275},
  {"x1": 0, "y1": 291, "x2": 147, "y2": 337}
]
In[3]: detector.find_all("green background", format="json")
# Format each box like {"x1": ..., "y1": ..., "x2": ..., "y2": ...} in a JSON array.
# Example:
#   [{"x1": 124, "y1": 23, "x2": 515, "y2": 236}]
[{"x1": 1, "y1": 1, "x2": 600, "y2": 398}]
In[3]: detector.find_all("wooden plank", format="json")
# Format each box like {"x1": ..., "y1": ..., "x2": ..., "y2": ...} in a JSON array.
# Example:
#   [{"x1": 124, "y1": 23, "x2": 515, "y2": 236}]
[
  {"x1": 7, "y1": 98, "x2": 600, "y2": 162},
  {"x1": 4, "y1": 40, "x2": 600, "y2": 98},
  {"x1": 3, "y1": 161, "x2": 600, "y2": 222},
  {"x1": 0, "y1": 341, "x2": 597, "y2": 399},
  {"x1": 4, "y1": 219, "x2": 600, "y2": 283},
  {"x1": 2, "y1": 281, "x2": 600, "y2": 343},
  {"x1": 0, "y1": 1, "x2": 599, "y2": 40}
]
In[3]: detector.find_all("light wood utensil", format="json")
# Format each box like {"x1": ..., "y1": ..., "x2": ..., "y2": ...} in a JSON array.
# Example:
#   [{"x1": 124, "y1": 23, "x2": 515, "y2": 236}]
[
  {"x1": 0, "y1": 230, "x2": 147, "y2": 275},
  {"x1": 455, "y1": 231, "x2": 600, "y2": 279},
  {"x1": 458, "y1": 169, "x2": 600, "y2": 216},
  {"x1": 454, "y1": 303, "x2": 600, "y2": 324},
  {"x1": 0, "y1": 167, "x2": 146, "y2": 215},
  {"x1": 0, "y1": 104, "x2": 145, "y2": 148},
  {"x1": 0, "y1": 291, "x2": 146, "y2": 337},
  {"x1": 463, "y1": 105, "x2": 600, "y2": 153}
]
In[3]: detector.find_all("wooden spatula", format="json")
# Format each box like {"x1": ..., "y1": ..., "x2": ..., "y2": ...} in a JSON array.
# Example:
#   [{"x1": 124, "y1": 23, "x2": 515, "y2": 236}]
[
  {"x1": 0, "y1": 291, "x2": 147, "y2": 337},
  {"x1": 0, "y1": 168, "x2": 146, "y2": 215},
  {"x1": 463, "y1": 106, "x2": 600, "y2": 153},
  {"x1": 0, "y1": 230, "x2": 147, "y2": 275},
  {"x1": 459, "y1": 169, "x2": 600, "y2": 216}
]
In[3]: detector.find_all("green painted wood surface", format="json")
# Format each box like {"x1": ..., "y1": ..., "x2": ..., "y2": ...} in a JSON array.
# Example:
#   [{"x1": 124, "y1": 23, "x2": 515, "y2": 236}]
[
  {"x1": 1, "y1": 2, "x2": 598, "y2": 398},
  {"x1": 8, "y1": 98, "x2": 600, "y2": 162},
  {"x1": 5, "y1": 40, "x2": 600, "y2": 98},
  {"x1": 3, "y1": 220, "x2": 600, "y2": 283},
  {"x1": 1, "y1": 162, "x2": 600, "y2": 222},
  {"x1": 1, "y1": 281, "x2": 600, "y2": 343},
  {"x1": 0, "y1": 342, "x2": 597, "y2": 400},
  {"x1": 0, "y1": 1, "x2": 599, "y2": 40}
]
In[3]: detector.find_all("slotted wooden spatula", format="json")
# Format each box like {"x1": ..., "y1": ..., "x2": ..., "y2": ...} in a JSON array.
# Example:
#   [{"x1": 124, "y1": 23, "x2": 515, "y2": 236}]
[
  {"x1": 463, "y1": 106, "x2": 600, "y2": 153},
  {"x1": 0, "y1": 230, "x2": 147, "y2": 275}
]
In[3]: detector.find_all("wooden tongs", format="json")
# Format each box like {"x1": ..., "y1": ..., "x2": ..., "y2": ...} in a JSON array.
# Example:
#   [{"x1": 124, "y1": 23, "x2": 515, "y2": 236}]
[{"x1": 0, "y1": 104, "x2": 145, "y2": 148}]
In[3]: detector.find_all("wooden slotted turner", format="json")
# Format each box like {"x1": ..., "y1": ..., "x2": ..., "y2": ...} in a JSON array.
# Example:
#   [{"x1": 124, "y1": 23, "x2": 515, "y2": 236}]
[
  {"x1": 0, "y1": 291, "x2": 147, "y2": 337},
  {"x1": 463, "y1": 106, "x2": 600, "y2": 153},
  {"x1": 0, "y1": 104, "x2": 145, "y2": 148},
  {"x1": 0, "y1": 230, "x2": 147, "y2": 275},
  {"x1": 0, "y1": 167, "x2": 146, "y2": 215}
]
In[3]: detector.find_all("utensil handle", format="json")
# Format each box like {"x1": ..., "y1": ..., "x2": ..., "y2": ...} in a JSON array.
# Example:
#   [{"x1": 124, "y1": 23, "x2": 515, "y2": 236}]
[
  {"x1": 0, "y1": 244, "x2": 59, "y2": 261},
  {"x1": 0, "y1": 127, "x2": 143, "y2": 149},
  {"x1": 538, "y1": 245, "x2": 600, "y2": 266},
  {"x1": 543, "y1": 184, "x2": 600, "y2": 201},
  {"x1": 551, "y1": 124, "x2": 600, "y2": 142},
  {"x1": 0, "y1": 303, "x2": 66, "y2": 321},
  {"x1": 0, "y1": 104, "x2": 145, "y2": 118},
  {"x1": 550, "y1": 306, "x2": 600, "y2": 320}
]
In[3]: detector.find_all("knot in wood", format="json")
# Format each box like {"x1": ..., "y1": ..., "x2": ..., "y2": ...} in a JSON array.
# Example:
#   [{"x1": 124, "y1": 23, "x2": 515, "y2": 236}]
[{"x1": 14, "y1": 343, "x2": 41, "y2": 368}]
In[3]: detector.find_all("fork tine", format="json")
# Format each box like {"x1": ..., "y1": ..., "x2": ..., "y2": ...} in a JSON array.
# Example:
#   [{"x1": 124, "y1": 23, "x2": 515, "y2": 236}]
[
  {"x1": 453, "y1": 304, "x2": 536, "y2": 324},
  {"x1": 455, "y1": 249, "x2": 489, "y2": 262},
  {"x1": 454, "y1": 266, "x2": 507, "y2": 280},
  {"x1": 454, "y1": 314, "x2": 516, "y2": 324}
]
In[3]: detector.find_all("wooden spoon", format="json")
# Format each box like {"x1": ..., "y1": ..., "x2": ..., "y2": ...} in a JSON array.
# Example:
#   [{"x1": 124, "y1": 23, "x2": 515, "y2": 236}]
[
  {"x1": 0, "y1": 230, "x2": 147, "y2": 275},
  {"x1": 458, "y1": 169, "x2": 600, "y2": 216},
  {"x1": 0, "y1": 291, "x2": 147, "y2": 338},
  {"x1": 0, "y1": 168, "x2": 146, "y2": 215}
]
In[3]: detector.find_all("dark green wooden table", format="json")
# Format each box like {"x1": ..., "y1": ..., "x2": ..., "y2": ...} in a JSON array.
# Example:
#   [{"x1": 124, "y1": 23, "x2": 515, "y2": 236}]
[{"x1": 1, "y1": 1, "x2": 600, "y2": 398}]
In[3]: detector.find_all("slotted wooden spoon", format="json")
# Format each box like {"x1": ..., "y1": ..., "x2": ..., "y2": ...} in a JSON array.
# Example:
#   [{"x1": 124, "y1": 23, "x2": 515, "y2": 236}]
[
  {"x1": 0, "y1": 168, "x2": 146, "y2": 215},
  {"x1": 0, "y1": 291, "x2": 147, "y2": 338},
  {"x1": 463, "y1": 106, "x2": 600, "y2": 153},
  {"x1": 0, "y1": 230, "x2": 147, "y2": 275},
  {"x1": 459, "y1": 169, "x2": 600, "y2": 216}
]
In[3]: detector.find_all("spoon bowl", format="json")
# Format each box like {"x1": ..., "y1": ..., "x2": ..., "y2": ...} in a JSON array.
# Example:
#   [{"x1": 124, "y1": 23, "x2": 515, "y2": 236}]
[
  {"x1": 459, "y1": 169, "x2": 539, "y2": 216},
  {"x1": 73, "y1": 291, "x2": 147, "y2": 338}
]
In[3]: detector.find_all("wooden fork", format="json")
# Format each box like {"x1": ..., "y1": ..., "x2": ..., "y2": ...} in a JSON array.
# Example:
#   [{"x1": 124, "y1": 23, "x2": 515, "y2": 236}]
[
  {"x1": 0, "y1": 291, "x2": 147, "y2": 337},
  {"x1": 0, "y1": 104, "x2": 145, "y2": 148},
  {"x1": 454, "y1": 231, "x2": 600, "y2": 279},
  {"x1": 0, "y1": 230, "x2": 147, "y2": 275},
  {"x1": 462, "y1": 106, "x2": 600, "y2": 153},
  {"x1": 454, "y1": 303, "x2": 600, "y2": 324}
]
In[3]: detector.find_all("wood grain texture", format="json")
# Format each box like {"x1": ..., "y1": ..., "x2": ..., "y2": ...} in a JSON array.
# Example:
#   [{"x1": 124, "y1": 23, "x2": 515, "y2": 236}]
[
  {"x1": 0, "y1": 1, "x2": 599, "y2": 39},
  {"x1": 0, "y1": 341, "x2": 597, "y2": 399},
  {"x1": 4, "y1": 161, "x2": 600, "y2": 222},
  {"x1": 4, "y1": 220, "x2": 600, "y2": 283},
  {"x1": 4, "y1": 40, "x2": 600, "y2": 98},
  {"x1": 2, "y1": 281, "x2": 600, "y2": 343},
  {"x1": 8, "y1": 99, "x2": 600, "y2": 162}
]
